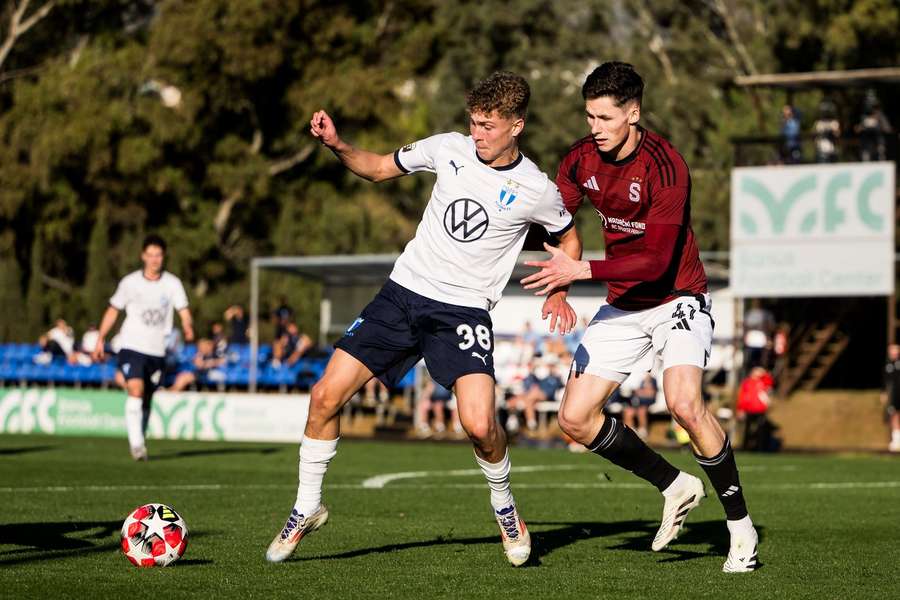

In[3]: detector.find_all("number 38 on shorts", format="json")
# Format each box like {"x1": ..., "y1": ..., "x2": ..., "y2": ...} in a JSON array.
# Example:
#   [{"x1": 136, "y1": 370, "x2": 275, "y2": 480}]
[{"x1": 457, "y1": 324, "x2": 492, "y2": 351}]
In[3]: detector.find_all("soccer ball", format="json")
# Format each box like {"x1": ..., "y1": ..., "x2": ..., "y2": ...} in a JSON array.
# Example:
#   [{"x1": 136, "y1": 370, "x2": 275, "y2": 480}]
[{"x1": 121, "y1": 503, "x2": 189, "y2": 567}]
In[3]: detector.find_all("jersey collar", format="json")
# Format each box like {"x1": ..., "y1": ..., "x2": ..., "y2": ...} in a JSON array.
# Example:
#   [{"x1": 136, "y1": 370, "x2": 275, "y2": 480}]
[
  {"x1": 475, "y1": 148, "x2": 524, "y2": 171},
  {"x1": 141, "y1": 269, "x2": 165, "y2": 282}
]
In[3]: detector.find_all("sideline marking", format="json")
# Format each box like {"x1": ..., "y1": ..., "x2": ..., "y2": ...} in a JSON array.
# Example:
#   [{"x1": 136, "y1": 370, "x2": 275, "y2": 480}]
[
  {"x1": 361, "y1": 464, "x2": 585, "y2": 489},
  {"x1": 1, "y1": 480, "x2": 898, "y2": 494}
]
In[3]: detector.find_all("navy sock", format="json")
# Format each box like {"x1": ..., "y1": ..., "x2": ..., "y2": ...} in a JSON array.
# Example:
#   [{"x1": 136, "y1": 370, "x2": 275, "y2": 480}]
[{"x1": 587, "y1": 416, "x2": 679, "y2": 492}]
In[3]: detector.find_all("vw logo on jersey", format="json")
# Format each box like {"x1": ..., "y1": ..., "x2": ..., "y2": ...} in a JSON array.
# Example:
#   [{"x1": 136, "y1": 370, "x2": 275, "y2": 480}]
[
  {"x1": 496, "y1": 179, "x2": 520, "y2": 212},
  {"x1": 444, "y1": 198, "x2": 489, "y2": 243}
]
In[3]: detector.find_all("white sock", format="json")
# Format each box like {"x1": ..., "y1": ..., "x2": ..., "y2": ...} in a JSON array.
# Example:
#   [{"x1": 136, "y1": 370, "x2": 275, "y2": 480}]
[
  {"x1": 892, "y1": 430, "x2": 900, "y2": 443},
  {"x1": 141, "y1": 398, "x2": 152, "y2": 435},
  {"x1": 294, "y1": 436, "x2": 339, "y2": 516},
  {"x1": 661, "y1": 470, "x2": 691, "y2": 498},
  {"x1": 726, "y1": 514, "x2": 755, "y2": 538},
  {"x1": 125, "y1": 396, "x2": 145, "y2": 449},
  {"x1": 475, "y1": 450, "x2": 515, "y2": 511}
]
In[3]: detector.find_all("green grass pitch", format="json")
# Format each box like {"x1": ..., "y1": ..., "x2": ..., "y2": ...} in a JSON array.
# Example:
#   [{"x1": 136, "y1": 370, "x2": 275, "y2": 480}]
[{"x1": 1, "y1": 434, "x2": 898, "y2": 599}]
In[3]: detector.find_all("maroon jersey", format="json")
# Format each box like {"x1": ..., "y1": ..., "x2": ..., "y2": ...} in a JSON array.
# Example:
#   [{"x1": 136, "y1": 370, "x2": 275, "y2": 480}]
[{"x1": 557, "y1": 127, "x2": 707, "y2": 310}]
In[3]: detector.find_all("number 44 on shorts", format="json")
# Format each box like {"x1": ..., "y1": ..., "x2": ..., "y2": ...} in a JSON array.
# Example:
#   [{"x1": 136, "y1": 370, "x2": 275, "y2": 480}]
[
  {"x1": 457, "y1": 324, "x2": 491, "y2": 351},
  {"x1": 671, "y1": 302, "x2": 696, "y2": 331}
]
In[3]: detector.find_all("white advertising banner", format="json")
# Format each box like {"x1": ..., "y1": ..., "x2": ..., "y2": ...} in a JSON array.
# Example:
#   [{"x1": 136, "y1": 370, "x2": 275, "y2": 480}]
[
  {"x1": 730, "y1": 162, "x2": 895, "y2": 298},
  {"x1": 0, "y1": 388, "x2": 309, "y2": 443}
]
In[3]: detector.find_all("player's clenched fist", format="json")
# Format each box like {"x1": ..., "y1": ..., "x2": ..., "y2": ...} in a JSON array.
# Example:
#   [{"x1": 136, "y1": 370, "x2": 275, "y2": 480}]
[{"x1": 310, "y1": 110, "x2": 339, "y2": 147}]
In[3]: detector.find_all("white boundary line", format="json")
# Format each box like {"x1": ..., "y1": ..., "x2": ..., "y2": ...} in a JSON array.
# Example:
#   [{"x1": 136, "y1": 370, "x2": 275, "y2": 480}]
[
  {"x1": 361, "y1": 465, "x2": 585, "y2": 488},
  {"x1": 1, "y1": 480, "x2": 897, "y2": 493}
]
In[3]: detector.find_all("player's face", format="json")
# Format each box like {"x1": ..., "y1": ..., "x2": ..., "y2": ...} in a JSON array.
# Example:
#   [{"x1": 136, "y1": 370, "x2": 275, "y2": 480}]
[
  {"x1": 469, "y1": 111, "x2": 524, "y2": 163},
  {"x1": 585, "y1": 96, "x2": 640, "y2": 154},
  {"x1": 141, "y1": 245, "x2": 165, "y2": 276}
]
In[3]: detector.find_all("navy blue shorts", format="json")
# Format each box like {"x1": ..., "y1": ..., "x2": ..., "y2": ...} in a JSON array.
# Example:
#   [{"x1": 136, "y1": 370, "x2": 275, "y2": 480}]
[
  {"x1": 117, "y1": 349, "x2": 166, "y2": 392},
  {"x1": 335, "y1": 280, "x2": 495, "y2": 389}
]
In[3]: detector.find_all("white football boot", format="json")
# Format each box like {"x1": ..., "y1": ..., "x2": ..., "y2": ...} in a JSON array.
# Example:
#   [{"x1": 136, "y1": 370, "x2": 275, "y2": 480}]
[
  {"x1": 130, "y1": 446, "x2": 148, "y2": 462},
  {"x1": 723, "y1": 517, "x2": 760, "y2": 573},
  {"x1": 494, "y1": 504, "x2": 531, "y2": 566},
  {"x1": 265, "y1": 505, "x2": 329, "y2": 563},
  {"x1": 652, "y1": 472, "x2": 706, "y2": 551}
]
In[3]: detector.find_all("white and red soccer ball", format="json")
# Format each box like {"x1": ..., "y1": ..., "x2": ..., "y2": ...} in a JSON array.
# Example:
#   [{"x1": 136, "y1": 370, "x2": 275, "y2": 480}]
[{"x1": 121, "y1": 503, "x2": 188, "y2": 567}]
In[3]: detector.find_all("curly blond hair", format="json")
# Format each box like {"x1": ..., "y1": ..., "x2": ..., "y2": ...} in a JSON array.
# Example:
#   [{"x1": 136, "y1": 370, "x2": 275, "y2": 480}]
[{"x1": 465, "y1": 71, "x2": 530, "y2": 120}]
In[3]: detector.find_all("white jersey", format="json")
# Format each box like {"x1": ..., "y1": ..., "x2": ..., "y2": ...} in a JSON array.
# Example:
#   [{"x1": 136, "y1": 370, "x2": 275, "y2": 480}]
[
  {"x1": 390, "y1": 132, "x2": 573, "y2": 310},
  {"x1": 109, "y1": 270, "x2": 189, "y2": 357}
]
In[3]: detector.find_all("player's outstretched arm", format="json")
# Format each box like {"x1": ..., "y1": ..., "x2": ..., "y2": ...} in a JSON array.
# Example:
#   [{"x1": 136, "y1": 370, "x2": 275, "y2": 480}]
[
  {"x1": 521, "y1": 241, "x2": 591, "y2": 296},
  {"x1": 310, "y1": 109, "x2": 403, "y2": 182},
  {"x1": 92, "y1": 306, "x2": 120, "y2": 362},
  {"x1": 537, "y1": 227, "x2": 582, "y2": 333},
  {"x1": 178, "y1": 308, "x2": 195, "y2": 343}
]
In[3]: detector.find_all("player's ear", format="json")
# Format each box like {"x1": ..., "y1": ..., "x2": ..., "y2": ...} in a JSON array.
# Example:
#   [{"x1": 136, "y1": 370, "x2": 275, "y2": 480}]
[
  {"x1": 627, "y1": 102, "x2": 640, "y2": 126},
  {"x1": 511, "y1": 117, "x2": 525, "y2": 138}
]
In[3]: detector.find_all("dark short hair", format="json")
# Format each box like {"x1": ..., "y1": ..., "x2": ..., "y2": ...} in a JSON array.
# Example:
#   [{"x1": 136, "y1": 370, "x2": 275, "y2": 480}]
[
  {"x1": 142, "y1": 234, "x2": 167, "y2": 253},
  {"x1": 466, "y1": 71, "x2": 530, "y2": 120},
  {"x1": 582, "y1": 62, "x2": 644, "y2": 107}
]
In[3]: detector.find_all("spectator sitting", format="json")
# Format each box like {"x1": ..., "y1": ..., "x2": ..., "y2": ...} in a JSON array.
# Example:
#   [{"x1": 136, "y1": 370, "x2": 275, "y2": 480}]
[
  {"x1": 210, "y1": 321, "x2": 228, "y2": 356},
  {"x1": 542, "y1": 335, "x2": 568, "y2": 359},
  {"x1": 813, "y1": 100, "x2": 840, "y2": 163},
  {"x1": 505, "y1": 356, "x2": 565, "y2": 434},
  {"x1": 80, "y1": 325, "x2": 101, "y2": 360},
  {"x1": 162, "y1": 328, "x2": 185, "y2": 385},
  {"x1": 736, "y1": 366, "x2": 775, "y2": 451},
  {"x1": 224, "y1": 305, "x2": 249, "y2": 345},
  {"x1": 416, "y1": 376, "x2": 462, "y2": 438},
  {"x1": 35, "y1": 318, "x2": 77, "y2": 365},
  {"x1": 169, "y1": 338, "x2": 226, "y2": 391},
  {"x1": 271, "y1": 296, "x2": 294, "y2": 339},
  {"x1": 271, "y1": 322, "x2": 312, "y2": 368},
  {"x1": 621, "y1": 371, "x2": 657, "y2": 441}
]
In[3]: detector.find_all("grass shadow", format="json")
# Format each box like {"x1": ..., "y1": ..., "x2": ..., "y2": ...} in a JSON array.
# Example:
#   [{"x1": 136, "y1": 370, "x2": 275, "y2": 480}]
[
  {"x1": 151, "y1": 446, "x2": 282, "y2": 460},
  {"x1": 290, "y1": 518, "x2": 765, "y2": 567},
  {"x1": 0, "y1": 520, "x2": 212, "y2": 567},
  {"x1": 0, "y1": 445, "x2": 56, "y2": 456}
]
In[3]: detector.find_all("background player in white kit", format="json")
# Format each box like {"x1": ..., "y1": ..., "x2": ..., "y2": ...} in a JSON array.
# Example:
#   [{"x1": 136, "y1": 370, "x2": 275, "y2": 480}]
[
  {"x1": 266, "y1": 72, "x2": 581, "y2": 567},
  {"x1": 92, "y1": 235, "x2": 194, "y2": 461}
]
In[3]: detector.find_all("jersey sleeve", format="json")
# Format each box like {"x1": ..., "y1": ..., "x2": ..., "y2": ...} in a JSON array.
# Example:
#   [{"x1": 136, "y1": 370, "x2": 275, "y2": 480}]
[
  {"x1": 646, "y1": 150, "x2": 690, "y2": 226},
  {"x1": 555, "y1": 150, "x2": 584, "y2": 214},
  {"x1": 109, "y1": 278, "x2": 129, "y2": 310},
  {"x1": 172, "y1": 278, "x2": 189, "y2": 311},
  {"x1": 393, "y1": 133, "x2": 451, "y2": 175},
  {"x1": 531, "y1": 181, "x2": 575, "y2": 237}
]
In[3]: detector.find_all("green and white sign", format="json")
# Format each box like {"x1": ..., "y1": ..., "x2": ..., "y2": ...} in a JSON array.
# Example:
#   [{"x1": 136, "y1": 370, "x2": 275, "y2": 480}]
[
  {"x1": 730, "y1": 162, "x2": 895, "y2": 297},
  {"x1": 0, "y1": 388, "x2": 310, "y2": 443}
]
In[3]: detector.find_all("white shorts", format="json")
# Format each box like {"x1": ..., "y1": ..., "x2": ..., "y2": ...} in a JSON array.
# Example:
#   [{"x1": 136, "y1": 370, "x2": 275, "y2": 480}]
[{"x1": 572, "y1": 294, "x2": 713, "y2": 383}]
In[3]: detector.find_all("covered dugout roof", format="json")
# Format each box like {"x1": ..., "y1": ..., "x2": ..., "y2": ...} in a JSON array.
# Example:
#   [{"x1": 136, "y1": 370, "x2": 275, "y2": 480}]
[{"x1": 252, "y1": 252, "x2": 729, "y2": 289}]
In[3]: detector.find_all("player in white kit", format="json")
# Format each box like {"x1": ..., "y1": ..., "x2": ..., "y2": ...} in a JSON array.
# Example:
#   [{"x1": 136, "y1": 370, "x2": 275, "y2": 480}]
[
  {"x1": 92, "y1": 235, "x2": 194, "y2": 461},
  {"x1": 266, "y1": 72, "x2": 581, "y2": 567}
]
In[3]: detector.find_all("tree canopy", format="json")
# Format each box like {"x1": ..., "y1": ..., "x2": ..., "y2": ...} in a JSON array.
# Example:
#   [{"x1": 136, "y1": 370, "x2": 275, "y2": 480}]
[{"x1": 1, "y1": 0, "x2": 897, "y2": 340}]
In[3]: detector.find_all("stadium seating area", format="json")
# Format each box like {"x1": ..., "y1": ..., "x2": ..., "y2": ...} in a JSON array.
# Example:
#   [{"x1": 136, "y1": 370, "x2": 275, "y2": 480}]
[{"x1": 0, "y1": 343, "x2": 396, "y2": 391}]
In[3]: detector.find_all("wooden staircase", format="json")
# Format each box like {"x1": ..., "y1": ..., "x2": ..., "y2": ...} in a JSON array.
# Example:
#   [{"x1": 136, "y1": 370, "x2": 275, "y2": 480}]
[{"x1": 776, "y1": 318, "x2": 851, "y2": 397}]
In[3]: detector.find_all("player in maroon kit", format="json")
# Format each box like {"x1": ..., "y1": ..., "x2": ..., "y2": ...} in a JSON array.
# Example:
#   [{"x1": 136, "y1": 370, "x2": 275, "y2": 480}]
[{"x1": 522, "y1": 62, "x2": 759, "y2": 573}]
